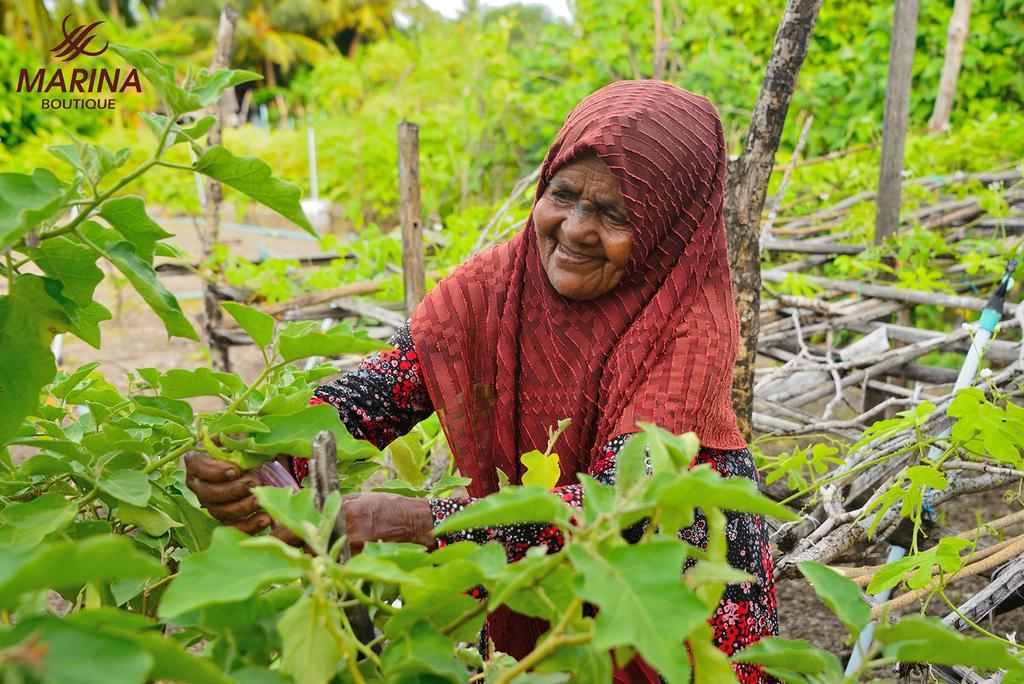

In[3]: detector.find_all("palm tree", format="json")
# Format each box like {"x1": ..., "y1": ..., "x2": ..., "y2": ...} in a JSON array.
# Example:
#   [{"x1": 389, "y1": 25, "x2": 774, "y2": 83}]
[{"x1": 161, "y1": 0, "x2": 336, "y2": 122}]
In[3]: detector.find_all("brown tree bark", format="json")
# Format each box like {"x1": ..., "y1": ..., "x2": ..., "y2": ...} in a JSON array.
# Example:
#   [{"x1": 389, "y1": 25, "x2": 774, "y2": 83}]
[{"x1": 724, "y1": 0, "x2": 822, "y2": 439}]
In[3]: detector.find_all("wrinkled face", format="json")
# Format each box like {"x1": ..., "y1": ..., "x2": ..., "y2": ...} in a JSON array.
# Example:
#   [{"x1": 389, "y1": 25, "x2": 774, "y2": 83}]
[{"x1": 534, "y1": 152, "x2": 633, "y2": 300}]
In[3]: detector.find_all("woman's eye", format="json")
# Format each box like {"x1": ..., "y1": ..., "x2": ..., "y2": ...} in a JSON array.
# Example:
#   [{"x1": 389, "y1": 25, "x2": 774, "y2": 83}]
[
  {"x1": 604, "y1": 213, "x2": 629, "y2": 228},
  {"x1": 551, "y1": 190, "x2": 573, "y2": 202}
]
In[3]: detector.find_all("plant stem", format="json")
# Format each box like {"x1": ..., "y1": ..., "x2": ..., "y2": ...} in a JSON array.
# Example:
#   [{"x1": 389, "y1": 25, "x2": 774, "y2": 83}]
[
  {"x1": 938, "y1": 590, "x2": 1022, "y2": 650},
  {"x1": 15, "y1": 115, "x2": 175, "y2": 256},
  {"x1": 143, "y1": 439, "x2": 197, "y2": 474},
  {"x1": 224, "y1": 362, "x2": 284, "y2": 414},
  {"x1": 492, "y1": 597, "x2": 587, "y2": 684}
]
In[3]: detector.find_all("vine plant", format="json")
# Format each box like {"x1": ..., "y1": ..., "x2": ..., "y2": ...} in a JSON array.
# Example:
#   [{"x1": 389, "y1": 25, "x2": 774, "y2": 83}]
[{"x1": 0, "y1": 46, "x2": 1020, "y2": 683}]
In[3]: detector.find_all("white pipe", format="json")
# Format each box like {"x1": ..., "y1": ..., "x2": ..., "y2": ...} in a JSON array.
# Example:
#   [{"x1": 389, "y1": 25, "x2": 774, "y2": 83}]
[{"x1": 845, "y1": 544, "x2": 907, "y2": 675}]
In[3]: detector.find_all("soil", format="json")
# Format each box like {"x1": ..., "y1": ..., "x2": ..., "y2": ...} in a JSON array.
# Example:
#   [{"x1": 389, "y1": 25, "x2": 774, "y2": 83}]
[{"x1": 776, "y1": 485, "x2": 1024, "y2": 680}]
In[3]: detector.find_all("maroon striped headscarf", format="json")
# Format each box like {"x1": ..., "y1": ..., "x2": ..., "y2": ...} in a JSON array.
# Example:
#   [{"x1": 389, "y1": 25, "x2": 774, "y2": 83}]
[{"x1": 410, "y1": 80, "x2": 746, "y2": 675}]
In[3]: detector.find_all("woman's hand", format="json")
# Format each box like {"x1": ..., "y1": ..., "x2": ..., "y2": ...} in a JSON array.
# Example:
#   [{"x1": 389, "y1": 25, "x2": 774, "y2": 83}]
[
  {"x1": 184, "y1": 452, "x2": 275, "y2": 534},
  {"x1": 341, "y1": 492, "x2": 437, "y2": 554}
]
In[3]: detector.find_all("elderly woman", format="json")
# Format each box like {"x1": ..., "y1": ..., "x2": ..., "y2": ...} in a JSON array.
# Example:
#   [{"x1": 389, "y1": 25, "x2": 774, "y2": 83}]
[{"x1": 186, "y1": 80, "x2": 777, "y2": 683}]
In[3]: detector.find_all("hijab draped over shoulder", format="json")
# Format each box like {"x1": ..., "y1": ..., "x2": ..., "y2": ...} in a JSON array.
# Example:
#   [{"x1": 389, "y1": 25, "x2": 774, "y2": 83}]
[{"x1": 409, "y1": 79, "x2": 747, "y2": 667}]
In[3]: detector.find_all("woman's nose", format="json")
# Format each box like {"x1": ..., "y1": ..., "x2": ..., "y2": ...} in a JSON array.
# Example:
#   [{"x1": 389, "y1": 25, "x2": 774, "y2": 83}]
[{"x1": 562, "y1": 203, "x2": 600, "y2": 243}]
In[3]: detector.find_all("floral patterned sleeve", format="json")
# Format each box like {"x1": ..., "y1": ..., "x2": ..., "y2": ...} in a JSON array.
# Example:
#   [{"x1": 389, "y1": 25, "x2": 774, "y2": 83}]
[{"x1": 290, "y1": 320, "x2": 433, "y2": 483}]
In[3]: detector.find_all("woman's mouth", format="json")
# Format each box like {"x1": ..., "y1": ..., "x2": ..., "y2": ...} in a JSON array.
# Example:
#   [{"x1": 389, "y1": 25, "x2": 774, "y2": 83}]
[{"x1": 554, "y1": 242, "x2": 597, "y2": 265}]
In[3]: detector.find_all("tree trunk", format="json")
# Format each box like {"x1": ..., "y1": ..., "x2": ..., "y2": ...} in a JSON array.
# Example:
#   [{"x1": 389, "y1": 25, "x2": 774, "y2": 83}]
[
  {"x1": 202, "y1": 4, "x2": 239, "y2": 372},
  {"x1": 724, "y1": 0, "x2": 822, "y2": 439},
  {"x1": 874, "y1": 0, "x2": 920, "y2": 245},
  {"x1": 928, "y1": 0, "x2": 971, "y2": 134}
]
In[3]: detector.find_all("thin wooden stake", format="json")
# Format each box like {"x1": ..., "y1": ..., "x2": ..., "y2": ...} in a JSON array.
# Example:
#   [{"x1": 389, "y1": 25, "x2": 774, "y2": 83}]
[
  {"x1": 928, "y1": 0, "x2": 972, "y2": 134},
  {"x1": 202, "y1": 4, "x2": 238, "y2": 371},
  {"x1": 397, "y1": 120, "x2": 425, "y2": 316},
  {"x1": 311, "y1": 430, "x2": 377, "y2": 647},
  {"x1": 874, "y1": 0, "x2": 920, "y2": 244}
]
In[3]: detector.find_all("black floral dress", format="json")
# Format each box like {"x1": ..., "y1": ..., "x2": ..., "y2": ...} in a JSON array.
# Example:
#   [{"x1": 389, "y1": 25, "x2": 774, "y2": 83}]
[{"x1": 305, "y1": 322, "x2": 778, "y2": 683}]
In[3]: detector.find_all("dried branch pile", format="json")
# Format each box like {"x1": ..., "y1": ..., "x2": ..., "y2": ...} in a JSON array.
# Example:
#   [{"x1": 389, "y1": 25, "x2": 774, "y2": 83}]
[{"x1": 754, "y1": 166, "x2": 1024, "y2": 646}]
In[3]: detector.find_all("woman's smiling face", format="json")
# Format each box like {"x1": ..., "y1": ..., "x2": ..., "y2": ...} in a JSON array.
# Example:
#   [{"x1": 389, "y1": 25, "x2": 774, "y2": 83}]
[{"x1": 533, "y1": 151, "x2": 633, "y2": 300}]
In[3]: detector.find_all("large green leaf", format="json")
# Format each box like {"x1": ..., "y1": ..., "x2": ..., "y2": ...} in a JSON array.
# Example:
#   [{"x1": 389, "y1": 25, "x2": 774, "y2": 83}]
[
  {"x1": 224, "y1": 402, "x2": 378, "y2": 460},
  {"x1": 158, "y1": 367, "x2": 245, "y2": 398},
  {"x1": 110, "y1": 44, "x2": 260, "y2": 116},
  {"x1": 0, "y1": 492, "x2": 77, "y2": 547},
  {"x1": 433, "y1": 485, "x2": 572, "y2": 535},
  {"x1": 798, "y1": 562, "x2": 869, "y2": 637},
  {"x1": 0, "y1": 616, "x2": 153, "y2": 684},
  {"x1": 99, "y1": 196, "x2": 173, "y2": 263},
  {"x1": 159, "y1": 527, "x2": 305, "y2": 619},
  {"x1": 383, "y1": 559, "x2": 487, "y2": 643},
  {"x1": 652, "y1": 467, "x2": 797, "y2": 534},
  {"x1": 277, "y1": 320, "x2": 389, "y2": 362},
  {"x1": 26, "y1": 234, "x2": 104, "y2": 308},
  {"x1": 79, "y1": 221, "x2": 197, "y2": 340},
  {"x1": 568, "y1": 539, "x2": 705, "y2": 684},
  {"x1": 193, "y1": 146, "x2": 316, "y2": 235},
  {"x1": 380, "y1": 620, "x2": 468, "y2": 683},
  {"x1": 0, "y1": 535, "x2": 166, "y2": 607},
  {"x1": 0, "y1": 275, "x2": 71, "y2": 443},
  {"x1": 277, "y1": 593, "x2": 349, "y2": 684},
  {"x1": 876, "y1": 616, "x2": 1024, "y2": 671},
  {"x1": 98, "y1": 470, "x2": 152, "y2": 506},
  {"x1": 221, "y1": 301, "x2": 275, "y2": 348},
  {"x1": 731, "y1": 637, "x2": 843, "y2": 679},
  {"x1": 0, "y1": 168, "x2": 73, "y2": 250}
]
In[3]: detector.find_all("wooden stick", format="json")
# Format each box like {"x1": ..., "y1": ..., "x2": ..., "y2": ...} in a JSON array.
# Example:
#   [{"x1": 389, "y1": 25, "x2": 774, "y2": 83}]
[
  {"x1": 311, "y1": 431, "x2": 377, "y2": 646},
  {"x1": 843, "y1": 532, "x2": 1024, "y2": 586},
  {"x1": 761, "y1": 270, "x2": 1018, "y2": 315},
  {"x1": 397, "y1": 120, "x2": 425, "y2": 316},
  {"x1": 871, "y1": 535, "x2": 1024, "y2": 619},
  {"x1": 201, "y1": 3, "x2": 239, "y2": 372},
  {"x1": 928, "y1": 0, "x2": 972, "y2": 134},
  {"x1": 942, "y1": 554, "x2": 1024, "y2": 633}
]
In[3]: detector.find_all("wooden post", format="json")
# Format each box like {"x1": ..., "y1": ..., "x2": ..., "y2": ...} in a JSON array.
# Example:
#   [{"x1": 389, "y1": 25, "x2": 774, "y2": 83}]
[
  {"x1": 928, "y1": 0, "x2": 971, "y2": 134},
  {"x1": 724, "y1": 0, "x2": 822, "y2": 439},
  {"x1": 652, "y1": 0, "x2": 668, "y2": 80},
  {"x1": 397, "y1": 120, "x2": 425, "y2": 316},
  {"x1": 202, "y1": 4, "x2": 238, "y2": 371},
  {"x1": 874, "y1": 0, "x2": 920, "y2": 245}
]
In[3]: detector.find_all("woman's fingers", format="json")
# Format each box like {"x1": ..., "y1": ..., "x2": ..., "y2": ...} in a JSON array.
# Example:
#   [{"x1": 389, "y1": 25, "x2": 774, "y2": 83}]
[
  {"x1": 184, "y1": 452, "x2": 241, "y2": 482},
  {"x1": 228, "y1": 512, "x2": 272, "y2": 535},
  {"x1": 205, "y1": 494, "x2": 262, "y2": 522},
  {"x1": 188, "y1": 472, "x2": 261, "y2": 505},
  {"x1": 271, "y1": 524, "x2": 303, "y2": 547}
]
